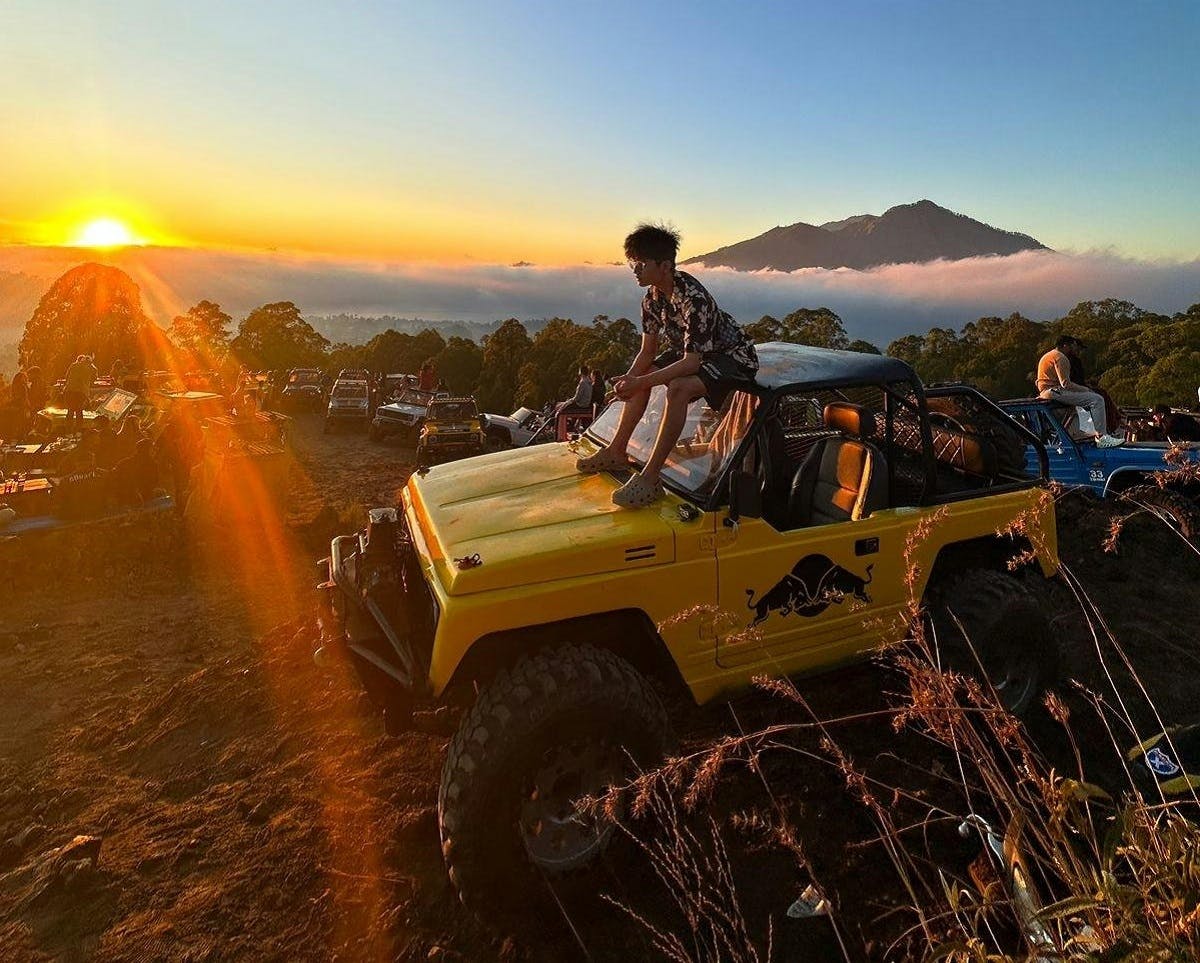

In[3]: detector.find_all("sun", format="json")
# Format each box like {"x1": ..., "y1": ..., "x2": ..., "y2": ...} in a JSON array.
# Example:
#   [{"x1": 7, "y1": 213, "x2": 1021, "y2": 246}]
[{"x1": 72, "y1": 217, "x2": 143, "y2": 248}]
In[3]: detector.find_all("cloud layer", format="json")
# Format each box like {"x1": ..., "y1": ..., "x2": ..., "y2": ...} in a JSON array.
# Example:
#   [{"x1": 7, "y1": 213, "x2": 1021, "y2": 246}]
[{"x1": 2, "y1": 245, "x2": 1198, "y2": 347}]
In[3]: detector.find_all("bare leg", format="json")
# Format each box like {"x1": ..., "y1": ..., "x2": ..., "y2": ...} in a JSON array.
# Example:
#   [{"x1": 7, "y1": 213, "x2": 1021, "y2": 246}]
[
  {"x1": 605, "y1": 385, "x2": 652, "y2": 456},
  {"x1": 641, "y1": 376, "x2": 705, "y2": 483}
]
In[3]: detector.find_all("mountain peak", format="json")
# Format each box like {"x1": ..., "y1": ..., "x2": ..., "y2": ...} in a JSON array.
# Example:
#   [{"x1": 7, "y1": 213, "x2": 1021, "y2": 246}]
[{"x1": 685, "y1": 201, "x2": 1047, "y2": 271}]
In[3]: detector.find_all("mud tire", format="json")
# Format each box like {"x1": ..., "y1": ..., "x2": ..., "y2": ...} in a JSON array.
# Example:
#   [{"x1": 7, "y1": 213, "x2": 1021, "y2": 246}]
[
  {"x1": 1120, "y1": 484, "x2": 1200, "y2": 542},
  {"x1": 928, "y1": 569, "x2": 1057, "y2": 717},
  {"x1": 439, "y1": 644, "x2": 669, "y2": 926}
]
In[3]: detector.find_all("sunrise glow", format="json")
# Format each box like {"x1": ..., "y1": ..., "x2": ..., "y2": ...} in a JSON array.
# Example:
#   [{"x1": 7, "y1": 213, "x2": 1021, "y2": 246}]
[{"x1": 72, "y1": 217, "x2": 143, "y2": 249}]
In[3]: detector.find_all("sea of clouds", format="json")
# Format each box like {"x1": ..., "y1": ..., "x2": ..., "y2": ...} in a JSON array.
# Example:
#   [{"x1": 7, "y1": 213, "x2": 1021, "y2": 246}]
[{"x1": 1, "y1": 245, "x2": 1198, "y2": 347}]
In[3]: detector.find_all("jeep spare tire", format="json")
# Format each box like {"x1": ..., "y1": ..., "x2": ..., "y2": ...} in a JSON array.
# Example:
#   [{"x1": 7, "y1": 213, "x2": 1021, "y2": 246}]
[
  {"x1": 928, "y1": 570, "x2": 1057, "y2": 717},
  {"x1": 439, "y1": 644, "x2": 669, "y2": 923}
]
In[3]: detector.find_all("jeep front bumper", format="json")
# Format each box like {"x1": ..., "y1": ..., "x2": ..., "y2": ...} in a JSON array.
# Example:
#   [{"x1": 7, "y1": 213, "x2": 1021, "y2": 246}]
[{"x1": 316, "y1": 509, "x2": 436, "y2": 731}]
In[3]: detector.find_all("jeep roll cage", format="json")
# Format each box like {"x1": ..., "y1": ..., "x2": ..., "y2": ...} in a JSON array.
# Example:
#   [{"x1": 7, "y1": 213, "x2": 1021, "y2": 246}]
[{"x1": 586, "y1": 343, "x2": 1050, "y2": 515}]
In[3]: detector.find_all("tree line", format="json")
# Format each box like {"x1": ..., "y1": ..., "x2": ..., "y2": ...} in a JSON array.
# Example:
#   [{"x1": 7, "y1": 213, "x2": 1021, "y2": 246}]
[{"x1": 12, "y1": 263, "x2": 1200, "y2": 413}]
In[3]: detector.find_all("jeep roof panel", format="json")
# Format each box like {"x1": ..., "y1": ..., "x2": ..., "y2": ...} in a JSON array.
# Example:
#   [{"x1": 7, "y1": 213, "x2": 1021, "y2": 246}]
[{"x1": 753, "y1": 342, "x2": 918, "y2": 392}]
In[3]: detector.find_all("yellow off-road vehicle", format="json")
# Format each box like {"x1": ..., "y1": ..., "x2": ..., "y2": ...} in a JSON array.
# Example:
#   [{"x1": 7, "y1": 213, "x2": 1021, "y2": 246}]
[
  {"x1": 414, "y1": 397, "x2": 486, "y2": 467},
  {"x1": 317, "y1": 343, "x2": 1059, "y2": 922}
]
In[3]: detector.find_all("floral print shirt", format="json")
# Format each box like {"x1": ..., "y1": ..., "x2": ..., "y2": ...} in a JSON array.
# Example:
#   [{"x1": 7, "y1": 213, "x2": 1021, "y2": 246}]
[{"x1": 641, "y1": 271, "x2": 758, "y2": 371}]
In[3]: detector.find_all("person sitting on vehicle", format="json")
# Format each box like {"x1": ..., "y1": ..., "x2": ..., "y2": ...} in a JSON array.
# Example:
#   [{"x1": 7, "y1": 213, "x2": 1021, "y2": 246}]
[
  {"x1": 589, "y1": 369, "x2": 607, "y2": 412},
  {"x1": 578, "y1": 223, "x2": 759, "y2": 507},
  {"x1": 1036, "y1": 336, "x2": 1122, "y2": 448},
  {"x1": 556, "y1": 364, "x2": 593, "y2": 417},
  {"x1": 1066, "y1": 345, "x2": 1120, "y2": 435},
  {"x1": 1152, "y1": 404, "x2": 1200, "y2": 443},
  {"x1": 418, "y1": 360, "x2": 437, "y2": 392}
]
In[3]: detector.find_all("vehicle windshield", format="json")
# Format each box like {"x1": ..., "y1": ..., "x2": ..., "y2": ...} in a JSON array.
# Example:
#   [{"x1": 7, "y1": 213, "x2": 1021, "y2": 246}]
[
  {"x1": 395, "y1": 388, "x2": 433, "y2": 405},
  {"x1": 588, "y1": 387, "x2": 759, "y2": 499},
  {"x1": 430, "y1": 402, "x2": 476, "y2": 421},
  {"x1": 333, "y1": 385, "x2": 366, "y2": 399},
  {"x1": 290, "y1": 371, "x2": 321, "y2": 385}
]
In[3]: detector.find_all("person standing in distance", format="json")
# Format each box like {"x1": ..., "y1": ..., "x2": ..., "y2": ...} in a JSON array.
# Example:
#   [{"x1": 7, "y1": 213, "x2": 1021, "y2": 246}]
[{"x1": 577, "y1": 223, "x2": 758, "y2": 507}]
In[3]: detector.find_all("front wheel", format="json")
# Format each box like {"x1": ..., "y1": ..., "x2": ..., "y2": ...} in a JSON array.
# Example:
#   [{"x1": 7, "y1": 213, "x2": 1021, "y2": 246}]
[
  {"x1": 927, "y1": 569, "x2": 1057, "y2": 717},
  {"x1": 1120, "y1": 484, "x2": 1200, "y2": 542},
  {"x1": 439, "y1": 644, "x2": 669, "y2": 925}
]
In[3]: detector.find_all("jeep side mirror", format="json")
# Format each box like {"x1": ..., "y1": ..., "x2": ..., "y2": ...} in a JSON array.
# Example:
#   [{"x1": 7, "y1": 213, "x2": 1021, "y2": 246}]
[{"x1": 728, "y1": 470, "x2": 763, "y2": 523}]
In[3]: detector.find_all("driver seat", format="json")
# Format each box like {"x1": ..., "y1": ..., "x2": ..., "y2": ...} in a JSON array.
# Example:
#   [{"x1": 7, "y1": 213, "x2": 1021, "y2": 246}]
[{"x1": 787, "y1": 403, "x2": 887, "y2": 528}]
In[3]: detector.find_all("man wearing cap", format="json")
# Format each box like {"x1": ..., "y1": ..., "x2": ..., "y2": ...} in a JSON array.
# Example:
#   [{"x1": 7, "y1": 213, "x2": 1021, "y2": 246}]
[{"x1": 1036, "y1": 336, "x2": 1122, "y2": 447}]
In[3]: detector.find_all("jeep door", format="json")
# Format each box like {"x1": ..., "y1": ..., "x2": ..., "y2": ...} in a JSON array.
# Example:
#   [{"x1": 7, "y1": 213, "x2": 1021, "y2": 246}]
[
  {"x1": 712, "y1": 390, "x2": 927, "y2": 675},
  {"x1": 714, "y1": 510, "x2": 921, "y2": 674}
]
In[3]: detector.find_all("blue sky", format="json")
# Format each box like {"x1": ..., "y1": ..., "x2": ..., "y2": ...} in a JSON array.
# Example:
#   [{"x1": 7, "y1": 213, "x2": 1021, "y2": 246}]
[{"x1": 1, "y1": 0, "x2": 1197, "y2": 261}]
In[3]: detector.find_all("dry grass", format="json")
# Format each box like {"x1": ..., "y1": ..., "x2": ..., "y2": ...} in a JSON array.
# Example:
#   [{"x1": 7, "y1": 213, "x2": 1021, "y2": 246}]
[{"x1": 599, "y1": 487, "x2": 1200, "y2": 961}]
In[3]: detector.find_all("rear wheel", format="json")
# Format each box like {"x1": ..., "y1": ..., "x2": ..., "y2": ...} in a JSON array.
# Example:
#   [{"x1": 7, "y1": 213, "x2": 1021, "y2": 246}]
[
  {"x1": 927, "y1": 570, "x2": 1057, "y2": 717},
  {"x1": 1120, "y1": 484, "x2": 1200, "y2": 542},
  {"x1": 439, "y1": 644, "x2": 669, "y2": 926}
]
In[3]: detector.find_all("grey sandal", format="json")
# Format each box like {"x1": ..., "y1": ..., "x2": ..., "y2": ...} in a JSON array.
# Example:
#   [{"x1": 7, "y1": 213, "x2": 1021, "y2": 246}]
[
  {"x1": 611, "y1": 474, "x2": 664, "y2": 508},
  {"x1": 576, "y1": 446, "x2": 629, "y2": 473}
]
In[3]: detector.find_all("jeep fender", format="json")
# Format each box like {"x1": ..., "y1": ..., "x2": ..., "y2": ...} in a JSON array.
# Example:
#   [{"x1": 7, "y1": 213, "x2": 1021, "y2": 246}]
[
  {"x1": 441, "y1": 608, "x2": 692, "y2": 704},
  {"x1": 1103, "y1": 469, "x2": 1152, "y2": 498}
]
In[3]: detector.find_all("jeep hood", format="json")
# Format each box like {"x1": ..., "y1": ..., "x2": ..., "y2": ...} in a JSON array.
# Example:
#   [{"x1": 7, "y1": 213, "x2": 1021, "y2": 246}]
[{"x1": 406, "y1": 444, "x2": 677, "y2": 595}]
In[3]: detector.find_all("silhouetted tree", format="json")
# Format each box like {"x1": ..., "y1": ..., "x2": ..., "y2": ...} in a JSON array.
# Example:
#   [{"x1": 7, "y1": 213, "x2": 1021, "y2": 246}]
[
  {"x1": 19, "y1": 263, "x2": 166, "y2": 375},
  {"x1": 169, "y1": 300, "x2": 231, "y2": 360},
  {"x1": 435, "y1": 336, "x2": 484, "y2": 395},
  {"x1": 476, "y1": 319, "x2": 532, "y2": 412},
  {"x1": 229, "y1": 302, "x2": 328, "y2": 370}
]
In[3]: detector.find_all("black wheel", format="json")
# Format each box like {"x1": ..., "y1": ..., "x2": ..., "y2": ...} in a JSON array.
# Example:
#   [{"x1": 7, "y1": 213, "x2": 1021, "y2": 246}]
[
  {"x1": 927, "y1": 570, "x2": 1057, "y2": 717},
  {"x1": 485, "y1": 430, "x2": 509, "y2": 453},
  {"x1": 1120, "y1": 484, "x2": 1200, "y2": 542},
  {"x1": 439, "y1": 644, "x2": 669, "y2": 925}
]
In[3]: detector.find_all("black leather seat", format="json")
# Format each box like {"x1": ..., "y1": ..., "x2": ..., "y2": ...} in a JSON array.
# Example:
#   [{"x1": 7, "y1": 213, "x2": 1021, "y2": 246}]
[{"x1": 786, "y1": 402, "x2": 887, "y2": 528}]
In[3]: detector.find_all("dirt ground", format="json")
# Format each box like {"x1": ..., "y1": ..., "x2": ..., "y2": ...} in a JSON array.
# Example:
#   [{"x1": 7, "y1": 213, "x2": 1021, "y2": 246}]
[{"x1": 2, "y1": 416, "x2": 1198, "y2": 962}]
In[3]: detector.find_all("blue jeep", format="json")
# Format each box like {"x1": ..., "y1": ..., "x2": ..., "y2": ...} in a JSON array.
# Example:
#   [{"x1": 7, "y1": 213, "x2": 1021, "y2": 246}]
[{"x1": 1000, "y1": 397, "x2": 1200, "y2": 537}]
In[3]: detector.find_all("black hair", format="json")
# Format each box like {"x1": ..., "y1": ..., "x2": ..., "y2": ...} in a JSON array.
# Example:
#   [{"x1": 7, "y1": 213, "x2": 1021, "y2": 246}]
[
  {"x1": 624, "y1": 223, "x2": 680, "y2": 264},
  {"x1": 1154, "y1": 403, "x2": 1171, "y2": 416},
  {"x1": 1056, "y1": 335, "x2": 1082, "y2": 350}
]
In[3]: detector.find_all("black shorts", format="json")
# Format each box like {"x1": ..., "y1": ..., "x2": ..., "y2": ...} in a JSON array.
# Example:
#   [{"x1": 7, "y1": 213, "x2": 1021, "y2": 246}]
[{"x1": 652, "y1": 350, "x2": 757, "y2": 411}]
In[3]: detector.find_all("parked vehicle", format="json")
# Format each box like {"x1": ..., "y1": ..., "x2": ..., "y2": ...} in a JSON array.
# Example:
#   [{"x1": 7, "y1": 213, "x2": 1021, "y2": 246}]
[
  {"x1": 414, "y1": 397, "x2": 485, "y2": 467},
  {"x1": 281, "y1": 368, "x2": 325, "y2": 412},
  {"x1": 369, "y1": 387, "x2": 439, "y2": 443},
  {"x1": 478, "y1": 406, "x2": 545, "y2": 448},
  {"x1": 1001, "y1": 397, "x2": 1200, "y2": 538},
  {"x1": 482, "y1": 404, "x2": 596, "y2": 448},
  {"x1": 317, "y1": 345, "x2": 1061, "y2": 925},
  {"x1": 324, "y1": 380, "x2": 371, "y2": 432}
]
